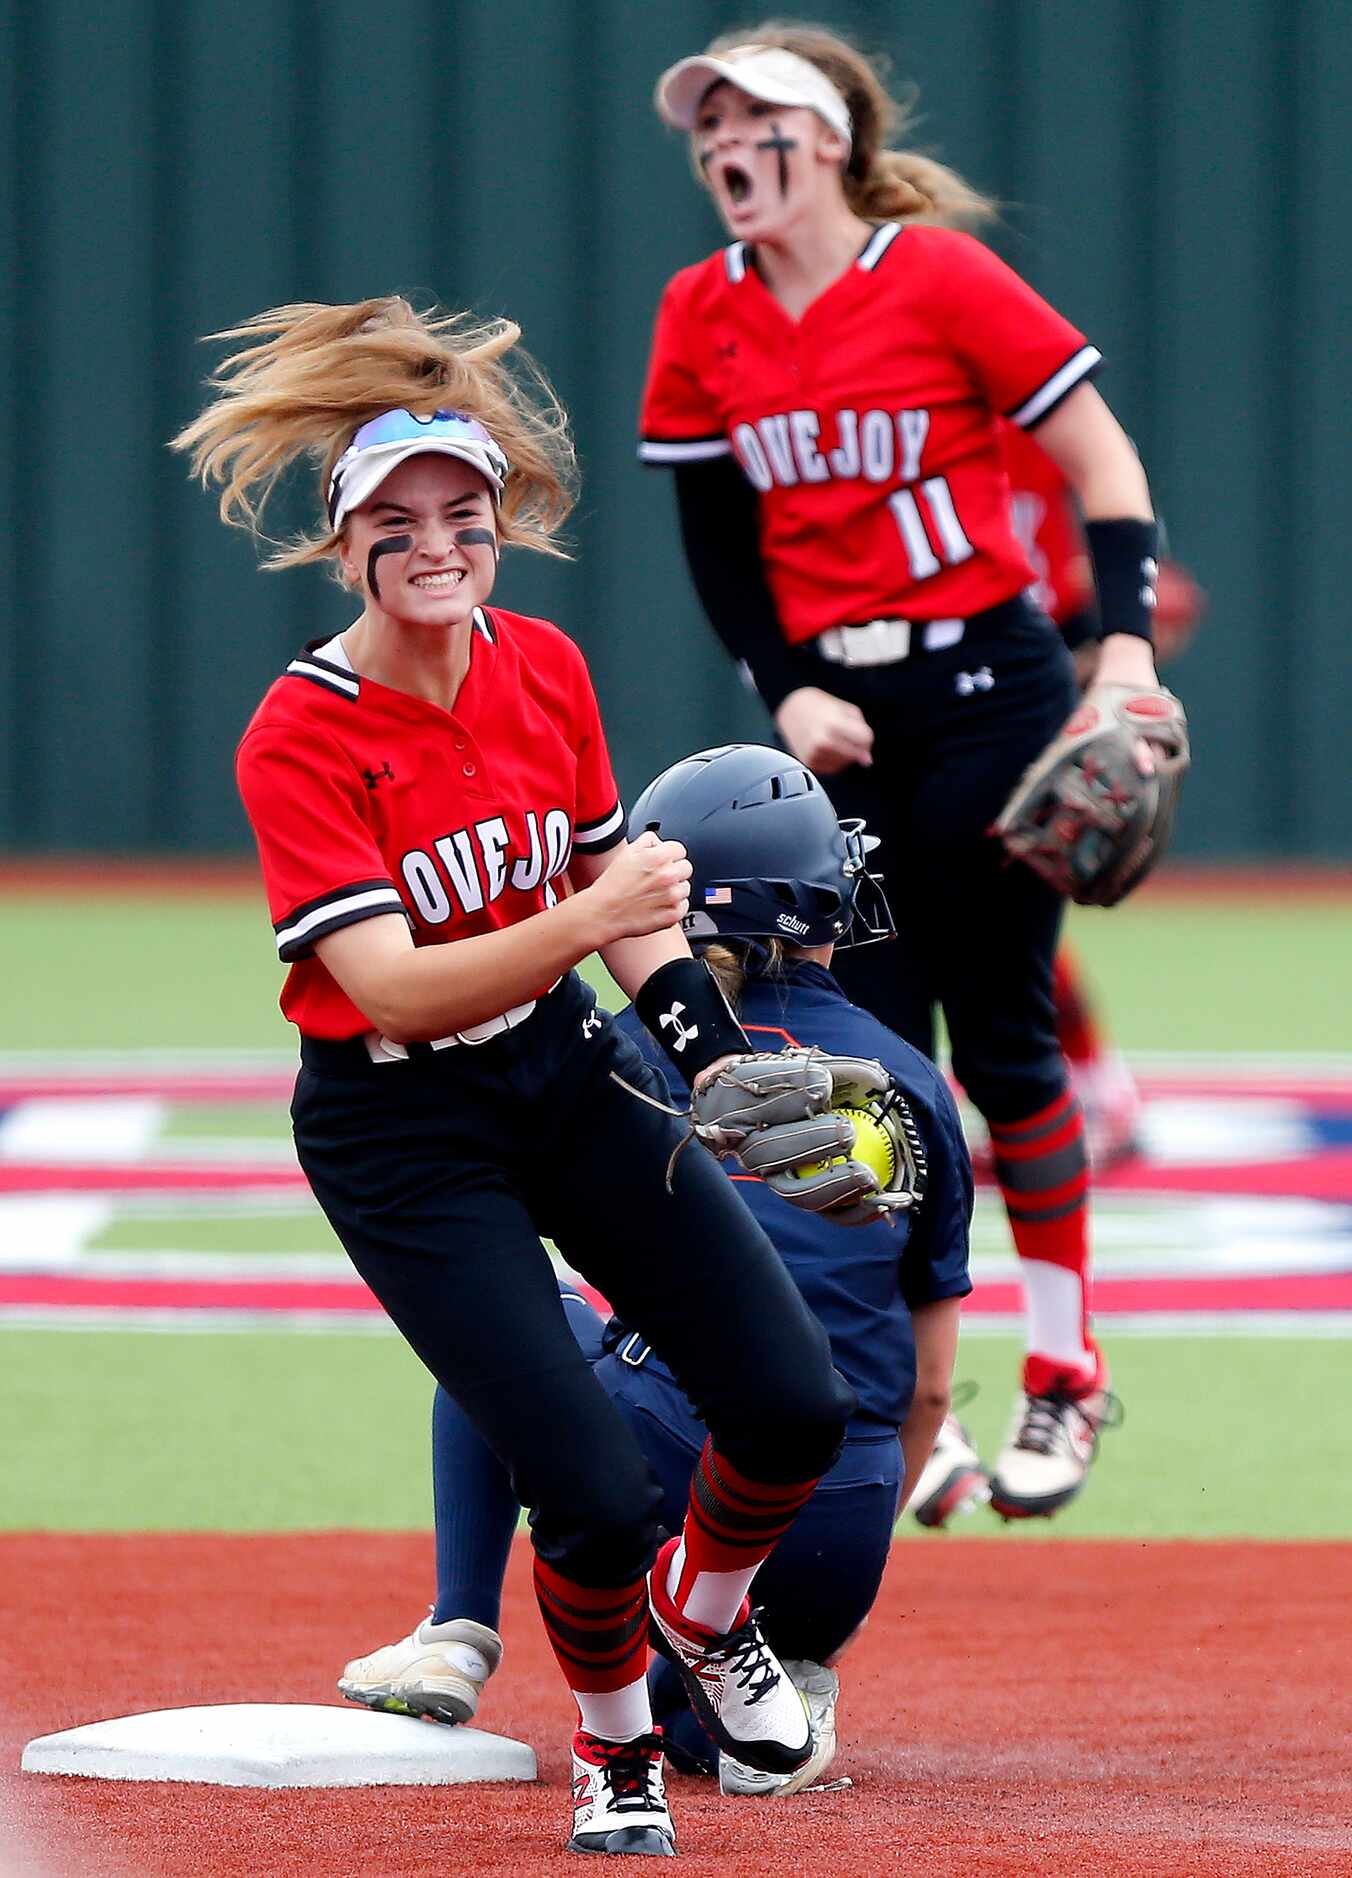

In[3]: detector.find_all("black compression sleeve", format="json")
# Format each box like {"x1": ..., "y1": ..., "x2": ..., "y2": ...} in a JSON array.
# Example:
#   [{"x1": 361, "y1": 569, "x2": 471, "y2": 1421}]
[
  {"x1": 1058, "y1": 603, "x2": 1101, "y2": 653},
  {"x1": 673, "y1": 459, "x2": 816, "y2": 713},
  {"x1": 634, "y1": 957, "x2": 750, "y2": 1081}
]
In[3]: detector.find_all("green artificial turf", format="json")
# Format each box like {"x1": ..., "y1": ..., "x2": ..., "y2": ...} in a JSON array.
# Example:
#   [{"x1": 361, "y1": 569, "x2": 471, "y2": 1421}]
[
  {"x1": 158, "y1": 1102, "x2": 295, "y2": 1140},
  {"x1": 1, "y1": 886, "x2": 1349, "y2": 1055},
  {"x1": 1, "y1": 895, "x2": 293, "y2": 1054},
  {"x1": 1062, "y1": 897, "x2": 1352, "y2": 1055},
  {"x1": 3, "y1": 882, "x2": 1349, "y2": 1549},
  {"x1": 4, "y1": 1328, "x2": 1349, "y2": 1540},
  {"x1": 89, "y1": 1208, "x2": 343, "y2": 1255}
]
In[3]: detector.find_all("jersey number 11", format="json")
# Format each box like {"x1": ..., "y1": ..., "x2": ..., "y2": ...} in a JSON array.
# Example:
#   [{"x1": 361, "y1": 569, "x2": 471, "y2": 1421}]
[{"x1": 888, "y1": 477, "x2": 974, "y2": 581}]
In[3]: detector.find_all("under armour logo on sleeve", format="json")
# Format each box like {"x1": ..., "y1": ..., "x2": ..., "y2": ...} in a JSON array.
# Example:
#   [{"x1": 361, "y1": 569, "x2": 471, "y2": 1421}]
[
  {"x1": 954, "y1": 667, "x2": 995, "y2": 696},
  {"x1": 659, "y1": 1003, "x2": 700, "y2": 1052}
]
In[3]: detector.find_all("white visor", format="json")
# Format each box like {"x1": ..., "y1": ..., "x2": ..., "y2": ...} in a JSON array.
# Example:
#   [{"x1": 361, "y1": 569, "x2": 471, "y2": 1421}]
[
  {"x1": 327, "y1": 409, "x2": 509, "y2": 529},
  {"x1": 655, "y1": 45, "x2": 852, "y2": 150}
]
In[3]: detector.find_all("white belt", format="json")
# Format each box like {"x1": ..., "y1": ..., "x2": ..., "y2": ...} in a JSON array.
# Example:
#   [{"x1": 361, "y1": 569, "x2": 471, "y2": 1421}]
[
  {"x1": 815, "y1": 617, "x2": 965, "y2": 668},
  {"x1": 365, "y1": 982, "x2": 559, "y2": 1063}
]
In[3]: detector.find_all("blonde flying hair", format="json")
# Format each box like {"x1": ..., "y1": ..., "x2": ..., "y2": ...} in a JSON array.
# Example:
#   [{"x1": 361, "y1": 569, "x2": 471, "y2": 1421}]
[
  {"x1": 705, "y1": 20, "x2": 995, "y2": 227},
  {"x1": 171, "y1": 297, "x2": 577, "y2": 569}
]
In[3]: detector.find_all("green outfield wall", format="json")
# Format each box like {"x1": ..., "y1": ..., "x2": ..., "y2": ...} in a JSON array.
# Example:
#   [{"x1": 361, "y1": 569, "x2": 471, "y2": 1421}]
[{"x1": 2, "y1": 0, "x2": 1348, "y2": 858}]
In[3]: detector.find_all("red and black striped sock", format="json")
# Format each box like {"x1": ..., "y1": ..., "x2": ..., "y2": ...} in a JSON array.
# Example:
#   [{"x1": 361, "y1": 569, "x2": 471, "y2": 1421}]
[
  {"x1": 988, "y1": 1088, "x2": 1095, "y2": 1390},
  {"x1": 533, "y1": 1557, "x2": 652, "y2": 1742},
  {"x1": 662, "y1": 1439, "x2": 819, "y2": 1638}
]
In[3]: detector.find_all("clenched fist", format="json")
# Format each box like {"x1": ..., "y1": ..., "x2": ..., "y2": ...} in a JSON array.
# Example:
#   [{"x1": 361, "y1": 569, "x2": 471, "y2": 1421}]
[{"x1": 583, "y1": 830, "x2": 693, "y2": 942}]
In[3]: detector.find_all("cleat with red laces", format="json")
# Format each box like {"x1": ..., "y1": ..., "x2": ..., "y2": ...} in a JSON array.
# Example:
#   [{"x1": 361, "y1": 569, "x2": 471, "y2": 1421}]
[
  {"x1": 990, "y1": 1364, "x2": 1122, "y2": 1520},
  {"x1": 568, "y1": 1729, "x2": 676, "y2": 1857}
]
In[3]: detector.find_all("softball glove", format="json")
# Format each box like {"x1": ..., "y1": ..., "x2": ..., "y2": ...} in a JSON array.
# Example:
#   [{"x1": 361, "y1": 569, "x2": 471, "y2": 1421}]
[
  {"x1": 692, "y1": 1048, "x2": 926, "y2": 1227},
  {"x1": 993, "y1": 681, "x2": 1190, "y2": 907}
]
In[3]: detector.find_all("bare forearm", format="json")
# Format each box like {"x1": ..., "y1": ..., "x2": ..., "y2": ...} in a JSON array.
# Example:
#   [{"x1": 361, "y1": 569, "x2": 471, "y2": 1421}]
[
  {"x1": 600, "y1": 928, "x2": 692, "y2": 1003},
  {"x1": 316, "y1": 834, "x2": 694, "y2": 1042},
  {"x1": 897, "y1": 1395, "x2": 951, "y2": 1515},
  {"x1": 896, "y1": 1297, "x2": 963, "y2": 1513},
  {"x1": 1036, "y1": 388, "x2": 1160, "y2": 683},
  {"x1": 319, "y1": 897, "x2": 604, "y2": 1042},
  {"x1": 1035, "y1": 384, "x2": 1153, "y2": 521}
]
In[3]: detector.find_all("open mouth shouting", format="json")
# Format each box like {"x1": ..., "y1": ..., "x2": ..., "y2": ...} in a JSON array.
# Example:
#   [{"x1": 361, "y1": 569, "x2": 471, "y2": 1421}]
[
  {"x1": 704, "y1": 124, "x2": 800, "y2": 228},
  {"x1": 720, "y1": 158, "x2": 754, "y2": 206}
]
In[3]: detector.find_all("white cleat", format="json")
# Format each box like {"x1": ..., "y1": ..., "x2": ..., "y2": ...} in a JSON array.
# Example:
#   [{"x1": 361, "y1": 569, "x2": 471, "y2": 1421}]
[
  {"x1": 568, "y1": 1730, "x2": 676, "y2": 1857},
  {"x1": 648, "y1": 1538, "x2": 811, "y2": 1776},
  {"x1": 989, "y1": 1387, "x2": 1120, "y2": 1520},
  {"x1": 718, "y1": 1660, "x2": 839, "y2": 1798},
  {"x1": 338, "y1": 1612, "x2": 502, "y2": 1725},
  {"x1": 909, "y1": 1415, "x2": 991, "y2": 1529}
]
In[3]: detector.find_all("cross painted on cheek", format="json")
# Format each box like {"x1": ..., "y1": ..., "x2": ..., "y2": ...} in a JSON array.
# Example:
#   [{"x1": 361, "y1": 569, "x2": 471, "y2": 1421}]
[
  {"x1": 755, "y1": 122, "x2": 798, "y2": 197},
  {"x1": 365, "y1": 534, "x2": 412, "y2": 601}
]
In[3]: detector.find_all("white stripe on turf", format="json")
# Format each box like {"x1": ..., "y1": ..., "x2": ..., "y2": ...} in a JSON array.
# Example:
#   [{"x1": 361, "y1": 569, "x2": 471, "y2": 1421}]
[
  {"x1": 959, "y1": 1311, "x2": 1352, "y2": 1338},
  {"x1": 0, "y1": 1197, "x2": 114, "y2": 1268},
  {"x1": 0, "y1": 1098, "x2": 165, "y2": 1162}
]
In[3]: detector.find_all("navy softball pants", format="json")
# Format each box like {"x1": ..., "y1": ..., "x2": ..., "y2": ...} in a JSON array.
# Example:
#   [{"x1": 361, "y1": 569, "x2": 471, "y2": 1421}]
[
  {"x1": 427, "y1": 1285, "x2": 901, "y2": 1774},
  {"x1": 818, "y1": 595, "x2": 1078, "y2": 1124},
  {"x1": 292, "y1": 973, "x2": 855, "y2": 1588}
]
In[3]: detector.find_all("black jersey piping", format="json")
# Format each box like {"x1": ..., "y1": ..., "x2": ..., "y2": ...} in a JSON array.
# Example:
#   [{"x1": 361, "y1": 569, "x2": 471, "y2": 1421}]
[
  {"x1": 856, "y1": 222, "x2": 903, "y2": 272},
  {"x1": 724, "y1": 222, "x2": 899, "y2": 291},
  {"x1": 285, "y1": 650, "x2": 361, "y2": 699},
  {"x1": 284, "y1": 616, "x2": 492, "y2": 695},
  {"x1": 638, "y1": 433, "x2": 732, "y2": 465},
  {"x1": 1007, "y1": 344, "x2": 1104, "y2": 429},
  {"x1": 573, "y1": 799, "x2": 627, "y2": 852},
  {"x1": 274, "y1": 878, "x2": 409, "y2": 960}
]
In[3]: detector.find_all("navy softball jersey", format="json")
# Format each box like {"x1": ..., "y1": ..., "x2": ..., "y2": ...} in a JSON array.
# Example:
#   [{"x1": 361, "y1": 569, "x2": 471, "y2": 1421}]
[{"x1": 610, "y1": 956, "x2": 973, "y2": 1434}]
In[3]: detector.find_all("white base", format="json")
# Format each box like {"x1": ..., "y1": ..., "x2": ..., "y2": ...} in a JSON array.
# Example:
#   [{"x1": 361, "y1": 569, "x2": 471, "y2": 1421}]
[{"x1": 21, "y1": 1703, "x2": 537, "y2": 1788}]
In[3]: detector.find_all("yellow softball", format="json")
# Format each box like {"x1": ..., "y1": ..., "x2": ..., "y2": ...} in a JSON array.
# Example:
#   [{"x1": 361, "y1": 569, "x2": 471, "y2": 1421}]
[{"x1": 794, "y1": 1105, "x2": 896, "y2": 1187}]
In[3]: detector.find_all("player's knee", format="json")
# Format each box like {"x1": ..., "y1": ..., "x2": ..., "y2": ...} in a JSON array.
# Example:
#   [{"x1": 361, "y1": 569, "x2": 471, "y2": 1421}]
[
  {"x1": 534, "y1": 1507, "x2": 663, "y2": 1589},
  {"x1": 952, "y1": 1036, "x2": 1065, "y2": 1125},
  {"x1": 719, "y1": 1360, "x2": 856, "y2": 1484},
  {"x1": 530, "y1": 1465, "x2": 665, "y2": 1588}
]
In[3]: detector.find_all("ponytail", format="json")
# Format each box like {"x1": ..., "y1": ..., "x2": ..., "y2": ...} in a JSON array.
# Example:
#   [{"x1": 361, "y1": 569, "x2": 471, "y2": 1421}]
[
  {"x1": 847, "y1": 147, "x2": 995, "y2": 228},
  {"x1": 699, "y1": 938, "x2": 788, "y2": 1011}
]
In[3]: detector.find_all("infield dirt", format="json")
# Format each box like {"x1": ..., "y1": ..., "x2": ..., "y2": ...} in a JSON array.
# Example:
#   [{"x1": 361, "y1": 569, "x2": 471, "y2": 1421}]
[{"x1": 4, "y1": 1533, "x2": 1349, "y2": 1876}]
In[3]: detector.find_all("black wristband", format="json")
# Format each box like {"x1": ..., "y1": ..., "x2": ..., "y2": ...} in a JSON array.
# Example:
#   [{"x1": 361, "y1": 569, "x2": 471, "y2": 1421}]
[
  {"x1": 634, "y1": 957, "x2": 750, "y2": 1081},
  {"x1": 1085, "y1": 517, "x2": 1159, "y2": 644}
]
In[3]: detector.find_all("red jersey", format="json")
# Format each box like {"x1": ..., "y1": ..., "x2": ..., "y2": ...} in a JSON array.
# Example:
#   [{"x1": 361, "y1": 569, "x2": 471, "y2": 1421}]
[
  {"x1": 999, "y1": 420, "x2": 1093, "y2": 627},
  {"x1": 235, "y1": 606, "x2": 626, "y2": 1040},
  {"x1": 639, "y1": 224, "x2": 1101, "y2": 643}
]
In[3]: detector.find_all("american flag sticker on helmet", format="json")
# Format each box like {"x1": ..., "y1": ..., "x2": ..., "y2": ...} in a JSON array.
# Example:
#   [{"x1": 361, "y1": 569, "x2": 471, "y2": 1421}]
[{"x1": 705, "y1": 886, "x2": 733, "y2": 904}]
